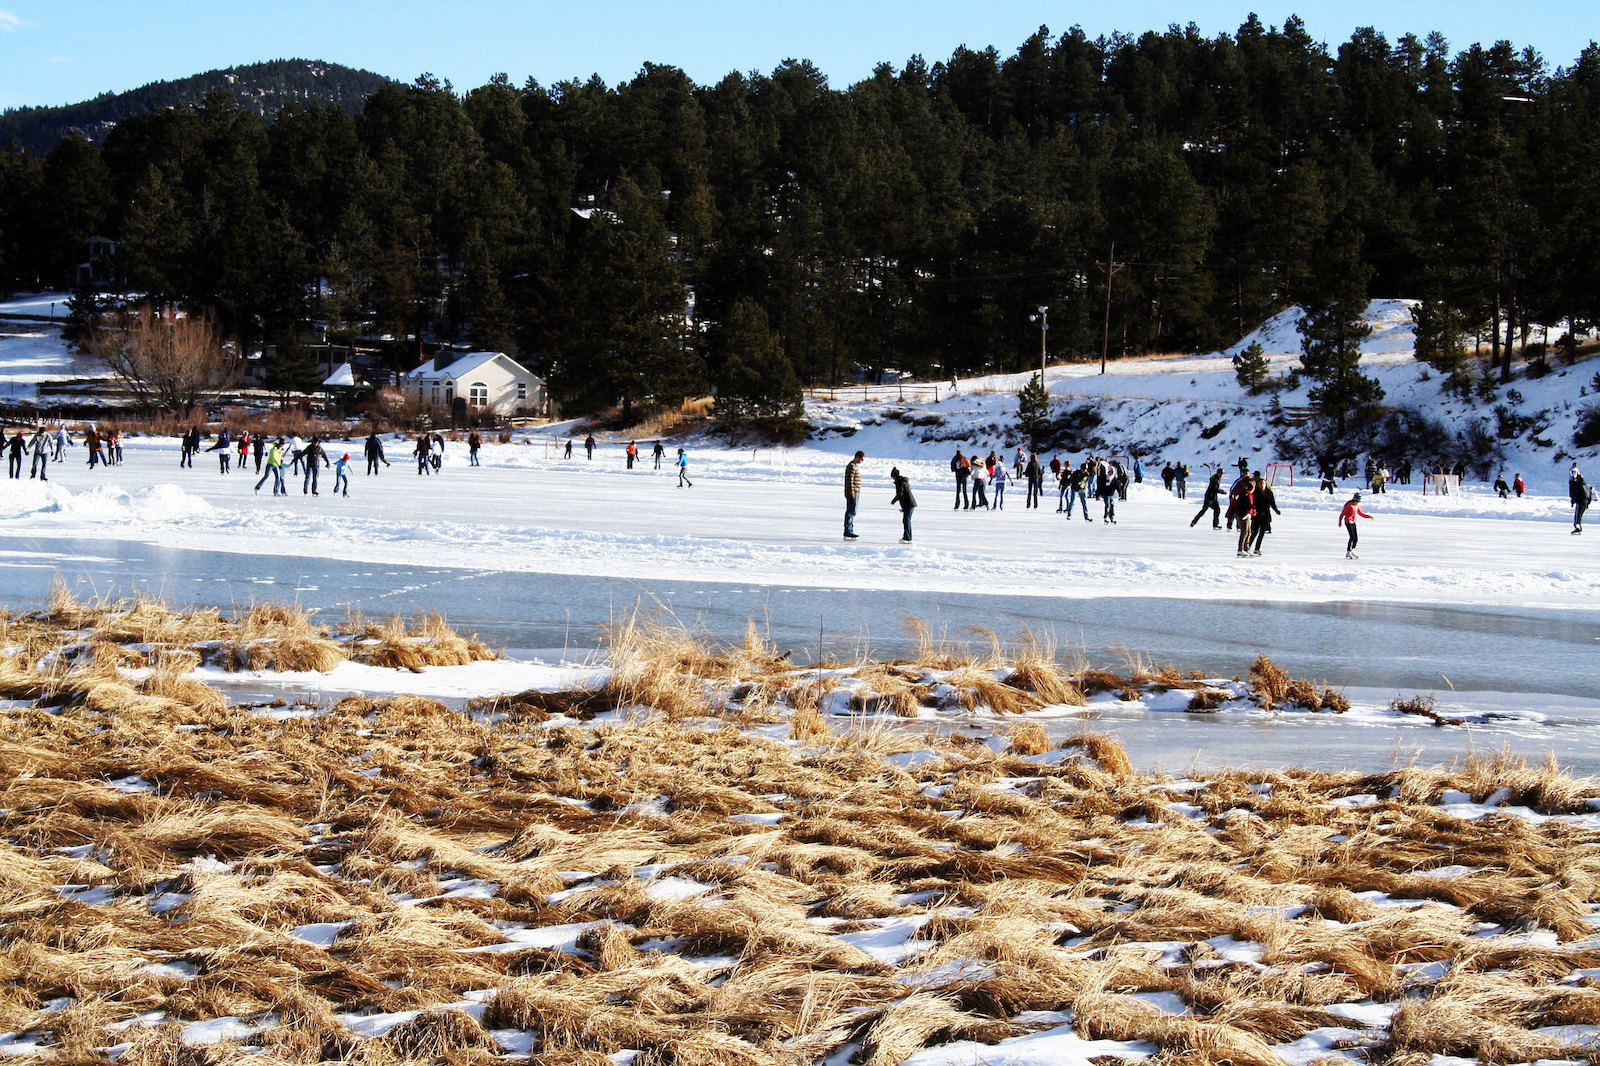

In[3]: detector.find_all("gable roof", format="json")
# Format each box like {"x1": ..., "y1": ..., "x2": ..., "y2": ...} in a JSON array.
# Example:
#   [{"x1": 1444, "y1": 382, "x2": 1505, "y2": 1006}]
[{"x1": 406, "y1": 351, "x2": 538, "y2": 381}]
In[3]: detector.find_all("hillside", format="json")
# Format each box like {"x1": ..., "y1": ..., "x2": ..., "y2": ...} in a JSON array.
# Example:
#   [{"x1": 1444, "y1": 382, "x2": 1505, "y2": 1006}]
[
  {"x1": 0, "y1": 59, "x2": 395, "y2": 153},
  {"x1": 803, "y1": 300, "x2": 1600, "y2": 495}
]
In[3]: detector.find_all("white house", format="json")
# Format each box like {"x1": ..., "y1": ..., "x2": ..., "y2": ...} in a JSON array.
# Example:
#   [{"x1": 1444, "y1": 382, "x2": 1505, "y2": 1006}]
[{"x1": 404, "y1": 351, "x2": 546, "y2": 417}]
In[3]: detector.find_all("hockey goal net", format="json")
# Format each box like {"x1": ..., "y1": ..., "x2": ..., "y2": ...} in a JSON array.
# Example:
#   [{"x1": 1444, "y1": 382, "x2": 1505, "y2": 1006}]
[
  {"x1": 1424, "y1": 473, "x2": 1461, "y2": 496},
  {"x1": 1265, "y1": 463, "x2": 1293, "y2": 487}
]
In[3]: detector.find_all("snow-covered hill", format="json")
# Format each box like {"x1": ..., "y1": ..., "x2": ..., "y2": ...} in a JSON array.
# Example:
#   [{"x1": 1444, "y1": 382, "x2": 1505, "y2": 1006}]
[{"x1": 804, "y1": 299, "x2": 1598, "y2": 495}]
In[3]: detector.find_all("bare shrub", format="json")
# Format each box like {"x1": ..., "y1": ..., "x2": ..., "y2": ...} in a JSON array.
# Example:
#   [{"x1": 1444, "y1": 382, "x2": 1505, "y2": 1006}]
[{"x1": 83, "y1": 303, "x2": 240, "y2": 413}]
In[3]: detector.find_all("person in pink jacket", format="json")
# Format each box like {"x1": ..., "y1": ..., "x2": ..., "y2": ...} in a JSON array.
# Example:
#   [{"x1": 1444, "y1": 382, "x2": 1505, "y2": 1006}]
[{"x1": 1338, "y1": 492, "x2": 1372, "y2": 559}]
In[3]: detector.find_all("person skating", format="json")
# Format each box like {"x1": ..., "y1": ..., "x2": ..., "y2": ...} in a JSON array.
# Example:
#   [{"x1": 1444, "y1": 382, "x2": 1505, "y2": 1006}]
[
  {"x1": 970, "y1": 456, "x2": 989, "y2": 509},
  {"x1": 53, "y1": 423, "x2": 68, "y2": 461},
  {"x1": 626, "y1": 440, "x2": 638, "y2": 469},
  {"x1": 363, "y1": 432, "x2": 388, "y2": 475},
  {"x1": 5, "y1": 430, "x2": 24, "y2": 478},
  {"x1": 675, "y1": 447, "x2": 693, "y2": 488},
  {"x1": 1175, "y1": 462, "x2": 1189, "y2": 499},
  {"x1": 990, "y1": 459, "x2": 1007, "y2": 509},
  {"x1": 301, "y1": 436, "x2": 330, "y2": 495},
  {"x1": 584, "y1": 434, "x2": 595, "y2": 460},
  {"x1": 28, "y1": 428, "x2": 49, "y2": 480},
  {"x1": 843, "y1": 450, "x2": 864, "y2": 538},
  {"x1": 1227, "y1": 472, "x2": 1256, "y2": 556},
  {"x1": 1161, "y1": 462, "x2": 1175, "y2": 493},
  {"x1": 333, "y1": 453, "x2": 352, "y2": 497},
  {"x1": 1494, "y1": 473, "x2": 1510, "y2": 499},
  {"x1": 1338, "y1": 492, "x2": 1372, "y2": 558},
  {"x1": 206, "y1": 427, "x2": 231, "y2": 473},
  {"x1": 1098, "y1": 462, "x2": 1117, "y2": 523},
  {"x1": 1191, "y1": 469, "x2": 1223, "y2": 528},
  {"x1": 564, "y1": 439, "x2": 573, "y2": 459},
  {"x1": 1225, "y1": 468, "x2": 1251, "y2": 531},
  {"x1": 889, "y1": 466, "x2": 917, "y2": 542},
  {"x1": 468, "y1": 431, "x2": 482, "y2": 467},
  {"x1": 414, "y1": 433, "x2": 432, "y2": 475},
  {"x1": 237, "y1": 431, "x2": 250, "y2": 473},
  {"x1": 1025, "y1": 452, "x2": 1043, "y2": 509},
  {"x1": 1068, "y1": 461, "x2": 1092, "y2": 520},
  {"x1": 179, "y1": 426, "x2": 198, "y2": 468},
  {"x1": 84, "y1": 424, "x2": 104, "y2": 468},
  {"x1": 653, "y1": 440, "x2": 665, "y2": 470},
  {"x1": 255, "y1": 440, "x2": 287, "y2": 496},
  {"x1": 951, "y1": 448, "x2": 971, "y2": 509},
  {"x1": 252, "y1": 433, "x2": 265, "y2": 473},
  {"x1": 1572, "y1": 466, "x2": 1594, "y2": 534},
  {"x1": 1513, "y1": 473, "x2": 1525, "y2": 498},
  {"x1": 1248, "y1": 474, "x2": 1281, "y2": 555}
]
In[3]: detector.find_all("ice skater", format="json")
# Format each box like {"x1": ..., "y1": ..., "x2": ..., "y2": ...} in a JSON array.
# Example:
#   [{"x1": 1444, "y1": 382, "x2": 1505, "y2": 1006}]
[
  {"x1": 1191, "y1": 469, "x2": 1223, "y2": 528},
  {"x1": 889, "y1": 466, "x2": 916, "y2": 542},
  {"x1": 843, "y1": 450, "x2": 863, "y2": 539},
  {"x1": 1338, "y1": 492, "x2": 1372, "y2": 558},
  {"x1": 675, "y1": 447, "x2": 693, "y2": 488},
  {"x1": 333, "y1": 453, "x2": 352, "y2": 497},
  {"x1": 364, "y1": 432, "x2": 388, "y2": 475},
  {"x1": 1248, "y1": 473, "x2": 1280, "y2": 555},
  {"x1": 255, "y1": 440, "x2": 287, "y2": 496},
  {"x1": 1572, "y1": 466, "x2": 1593, "y2": 534},
  {"x1": 28, "y1": 428, "x2": 49, "y2": 480}
]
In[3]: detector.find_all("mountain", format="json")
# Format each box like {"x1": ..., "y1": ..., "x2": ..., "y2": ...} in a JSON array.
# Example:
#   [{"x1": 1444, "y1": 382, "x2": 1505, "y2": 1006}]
[{"x1": 0, "y1": 59, "x2": 397, "y2": 153}]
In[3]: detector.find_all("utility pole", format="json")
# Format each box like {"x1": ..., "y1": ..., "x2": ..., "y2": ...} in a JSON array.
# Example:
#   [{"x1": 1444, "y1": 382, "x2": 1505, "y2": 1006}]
[
  {"x1": 1098, "y1": 242, "x2": 1123, "y2": 375},
  {"x1": 1035, "y1": 305, "x2": 1048, "y2": 382}
]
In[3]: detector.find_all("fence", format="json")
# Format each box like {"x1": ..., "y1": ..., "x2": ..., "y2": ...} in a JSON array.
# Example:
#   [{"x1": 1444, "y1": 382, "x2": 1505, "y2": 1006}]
[{"x1": 805, "y1": 383, "x2": 946, "y2": 403}]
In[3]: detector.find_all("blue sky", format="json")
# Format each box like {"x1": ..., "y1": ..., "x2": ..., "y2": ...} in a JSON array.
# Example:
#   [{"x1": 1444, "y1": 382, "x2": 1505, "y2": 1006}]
[{"x1": 0, "y1": 1, "x2": 1594, "y2": 110}]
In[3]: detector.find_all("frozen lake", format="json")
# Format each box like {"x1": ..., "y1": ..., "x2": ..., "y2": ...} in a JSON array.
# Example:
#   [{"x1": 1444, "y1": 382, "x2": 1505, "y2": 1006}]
[
  {"x1": 2, "y1": 435, "x2": 1597, "y2": 774},
  {"x1": 5, "y1": 533, "x2": 1599, "y2": 775}
]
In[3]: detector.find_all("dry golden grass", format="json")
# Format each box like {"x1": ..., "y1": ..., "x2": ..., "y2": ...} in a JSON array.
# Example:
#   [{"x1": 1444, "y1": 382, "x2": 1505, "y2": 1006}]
[
  {"x1": 350, "y1": 610, "x2": 496, "y2": 670},
  {"x1": 7, "y1": 598, "x2": 1600, "y2": 1066}
]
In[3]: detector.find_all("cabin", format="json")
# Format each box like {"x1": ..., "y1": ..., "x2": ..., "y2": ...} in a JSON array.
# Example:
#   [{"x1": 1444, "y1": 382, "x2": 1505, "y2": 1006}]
[{"x1": 403, "y1": 351, "x2": 547, "y2": 417}]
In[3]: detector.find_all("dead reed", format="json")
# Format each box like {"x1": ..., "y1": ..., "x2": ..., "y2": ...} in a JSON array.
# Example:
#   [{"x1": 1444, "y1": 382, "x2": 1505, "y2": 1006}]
[{"x1": 6, "y1": 597, "x2": 1600, "y2": 1066}]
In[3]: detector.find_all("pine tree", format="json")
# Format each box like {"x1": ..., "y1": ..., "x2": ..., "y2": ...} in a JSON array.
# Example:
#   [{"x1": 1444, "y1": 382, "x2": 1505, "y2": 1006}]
[
  {"x1": 714, "y1": 299, "x2": 805, "y2": 440},
  {"x1": 1016, "y1": 373, "x2": 1051, "y2": 448},
  {"x1": 1299, "y1": 229, "x2": 1382, "y2": 435},
  {"x1": 1410, "y1": 296, "x2": 1468, "y2": 375},
  {"x1": 1232, "y1": 341, "x2": 1271, "y2": 394}
]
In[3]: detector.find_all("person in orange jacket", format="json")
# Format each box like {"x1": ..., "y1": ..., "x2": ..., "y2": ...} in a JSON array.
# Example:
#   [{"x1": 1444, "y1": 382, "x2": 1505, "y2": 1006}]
[{"x1": 1338, "y1": 492, "x2": 1372, "y2": 559}]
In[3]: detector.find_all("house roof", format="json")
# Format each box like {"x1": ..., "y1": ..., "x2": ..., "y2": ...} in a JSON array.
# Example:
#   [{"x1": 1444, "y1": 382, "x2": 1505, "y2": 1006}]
[
  {"x1": 323, "y1": 362, "x2": 357, "y2": 387},
  {"x1": 405, "y1": 351, "x2": 538, "y2": 381}
]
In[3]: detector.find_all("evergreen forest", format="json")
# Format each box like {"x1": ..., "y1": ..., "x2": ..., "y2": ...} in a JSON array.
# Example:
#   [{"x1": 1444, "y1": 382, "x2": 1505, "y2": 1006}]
[{"x1": 2, "y1": 18, "x2": 1598, "y2": 416}]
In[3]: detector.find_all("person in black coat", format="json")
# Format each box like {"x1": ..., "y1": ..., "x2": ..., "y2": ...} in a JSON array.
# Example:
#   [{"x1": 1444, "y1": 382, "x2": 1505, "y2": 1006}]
[
  {"x1": 363, "y1": 433, "x2": 387, "y2": 475},
  {"x1": 890, "y1": 467, "x2": 917, "y2": 542},
  {"x1": 1248, "y1": 474, "x2": 1282, "y2": 555},
  {"x1": 1573, "y1": 466, "x2": 1594, "y2": 534},
  {"x1": 1191, "y1": 469, "x2": 1224, "y2": 528}
]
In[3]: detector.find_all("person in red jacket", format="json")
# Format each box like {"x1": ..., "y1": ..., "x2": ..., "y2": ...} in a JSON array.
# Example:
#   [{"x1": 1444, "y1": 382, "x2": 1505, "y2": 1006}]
[{"x1": 1338, "y1": 492, "x2": 1372, "y2": 559}]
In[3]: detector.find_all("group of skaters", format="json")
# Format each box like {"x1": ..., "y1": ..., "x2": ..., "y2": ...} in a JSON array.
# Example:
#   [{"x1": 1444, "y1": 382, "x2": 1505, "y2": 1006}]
[
  {"x1": 946, "y1": 447, "x2": 1136, "y2": 523},
  {"x1": 2, "y1": 423, "x2": 65, "y2": 480},
  {"x1": 177, "y1": 427, "x2": 360, "y2": 498},
  {"x1": 566, "y1": 434, "x2": 692, "y2": 485},
  {"x1": 1186, "y1": 458, "x2": 1286, "y2": 556},
  {"x1": 1, "y1": 423, "x2": 122, "y2": 479}
]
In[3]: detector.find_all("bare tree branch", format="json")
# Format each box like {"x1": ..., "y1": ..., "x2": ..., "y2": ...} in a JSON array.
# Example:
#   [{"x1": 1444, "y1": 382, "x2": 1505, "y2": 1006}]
[{"x1": 84, "y1": 304, "x2": 241, "y2": 413}]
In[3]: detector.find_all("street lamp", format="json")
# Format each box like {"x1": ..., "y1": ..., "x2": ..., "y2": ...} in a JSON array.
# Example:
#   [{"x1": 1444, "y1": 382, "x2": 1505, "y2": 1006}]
[{"x1": 1030, "y1": 305, "x2": 1048, "y2": 385}]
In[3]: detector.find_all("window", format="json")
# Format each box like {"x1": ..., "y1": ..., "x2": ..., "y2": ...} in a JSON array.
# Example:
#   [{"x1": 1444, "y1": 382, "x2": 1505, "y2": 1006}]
[
  {"x1": 516, "y1": 382, "x2": 527, "y2": 401},
  {"x1": 469, "y1": 382, "x2": 489, "y2": 406}
]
